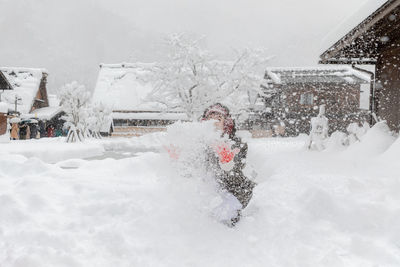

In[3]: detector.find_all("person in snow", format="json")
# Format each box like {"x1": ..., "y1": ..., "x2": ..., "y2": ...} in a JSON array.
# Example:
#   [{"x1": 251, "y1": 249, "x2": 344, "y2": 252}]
[
  {"x1": 19, "y1": 123, "x2": 27, "y2": 140},
  {"x1": 47, "y1": 125, "x2": 54, "y2": 138},
  {"x1": 26, "y1": 123, "x2": 31, "y2": 139},
  {"x1": 201, "y1": 103, "x2": 256, "y2": 225},
  {"x1": 10, "y1": 122, "x2": 19, "y2": 140}
]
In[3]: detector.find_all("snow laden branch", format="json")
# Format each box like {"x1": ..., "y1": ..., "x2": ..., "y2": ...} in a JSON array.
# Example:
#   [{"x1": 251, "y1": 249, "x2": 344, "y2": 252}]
[
  {"x1": 147, "y1": 34, "x2": 270, "y2": 120},
  {"x1": 59, "y1": 82, "x2": 112, "y2": 142},
  {"x1": 218, "y1": 47, "x2": 272, "y2": 118},
  {"x1": 59, "y1": 81, "x2": 91, "y2": 142},
  {"x1": 88, "y1": 103, "x2": 112, "y2": 139}
]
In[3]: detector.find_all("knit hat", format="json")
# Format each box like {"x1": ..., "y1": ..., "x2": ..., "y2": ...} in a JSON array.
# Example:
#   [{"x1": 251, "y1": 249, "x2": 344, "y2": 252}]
[{"x1": 202, "y1": 103, "x2": 235, "y2": 137}]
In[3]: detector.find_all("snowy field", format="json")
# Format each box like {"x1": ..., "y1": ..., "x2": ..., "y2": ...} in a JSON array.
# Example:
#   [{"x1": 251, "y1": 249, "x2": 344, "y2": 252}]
[{"x1": 1, "y1": 125, "x2": 400, "y2": 266}]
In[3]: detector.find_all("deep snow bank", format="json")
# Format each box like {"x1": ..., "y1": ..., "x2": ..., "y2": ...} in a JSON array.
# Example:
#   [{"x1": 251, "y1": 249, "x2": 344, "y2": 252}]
[
  {"x1": 1, "y1": 129, "x2": 400, "y2": 266},
  {"x1": 344, "y1": 121, "x2": 396, "y2": 157},
  {"x1": 0, "y1": 138, "x2": 105, "y2": 163},
  {"x1": 380, "y1": 133, "x2": 400, "y2": 162},
  {"x1": 0, "y1": 135, "x2": 164, "y2": 163}
]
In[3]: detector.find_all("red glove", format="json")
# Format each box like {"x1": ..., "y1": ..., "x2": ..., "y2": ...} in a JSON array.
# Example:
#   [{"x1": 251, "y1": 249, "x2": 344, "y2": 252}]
[
  {"x1": 164, "y1": 144, "x2": 180, "y2": 160},
  {"x1": 214, "y1": 143, "x2": 240, "y2": 163}
]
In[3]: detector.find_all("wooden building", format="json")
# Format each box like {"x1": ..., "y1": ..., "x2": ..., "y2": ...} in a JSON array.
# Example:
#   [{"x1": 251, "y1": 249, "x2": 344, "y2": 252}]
[
  {"x1": 0, "y1": 102, "x2": 8, "y2": 136},
  {"x1": 92, "y1": 63, "x2": 188, "y2": 137},
  {"x1": 0, "y1": 67, "x2": 65, "y2": 139},
  {"x1": 23, "y1": 106, "x2": 66, "y2": 137},
  {"x1": 0, "y1": 67, "x2": 49, "y2": 114},
  {"x1": 320, "y1": 0, "x2": 400, "y2": 131},
  {"x1": 262, "y1": 67, "x2": 370, "y2": 136},
  {"x1": 0, "y1": 71, "x2": 13, "y2": 93},
  {"x1": 0, "y1": 72, "x2": 12, "y2": 136}
]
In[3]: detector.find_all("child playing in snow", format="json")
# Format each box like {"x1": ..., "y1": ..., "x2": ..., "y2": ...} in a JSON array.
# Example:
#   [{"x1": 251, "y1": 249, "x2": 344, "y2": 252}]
[{"x1": 201, "y1": 103, "x2": 256, "y2": 226}]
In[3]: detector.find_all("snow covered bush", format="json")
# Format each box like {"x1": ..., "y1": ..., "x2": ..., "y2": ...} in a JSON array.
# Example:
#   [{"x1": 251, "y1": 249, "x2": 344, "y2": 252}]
[
  {"x1": 89, "y1": 102, "x2": 112, "y2": 139},
  {"x1": 321, "y1": 121, "x2": 395, "y2": 155},
  {"x1": 80, "y1": 106, "x2": 94, "y2": 139},
  {"x1": 148, "y1": 34, "x2": 269, "y2": 120},
  {"x1": 345, "y1": 121, "x2": 396, "y2": 157},
  {"x1": 346, "y1": 121, "x2": 370, "y2": 145},
  {"x1": 59, "y1": 81, "x2": 91, "y2": 142},
  {"x1": 325, "y1": 131, "x2": 348, "y2": 151}
]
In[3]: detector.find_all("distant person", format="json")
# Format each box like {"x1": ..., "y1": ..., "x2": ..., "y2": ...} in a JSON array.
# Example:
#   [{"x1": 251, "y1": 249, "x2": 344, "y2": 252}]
[
  {"x1": 10, "y1": 123, "x2": 19, "y2": 140},
  {"x1": 26, "y1": 124, "x2": 31, "y2": 139},
  {"x1": 55, "y1": 128, "x2": 63, "y2": 137},
  {"x1": 39, "y1": 121, "x2": 46, "y2": 137},
  {"x1": 30, "y1": 122, "x2": 40, "y2": 139},
  {"x1": 30, "y1": 123, "x2": 38, "y2": 139},
  {"x1": 47, "y1": 125, "x2": 54, "y2": 137},
  {"x1": 19, "y1": 123, "x2": 27, "y2": 140}
]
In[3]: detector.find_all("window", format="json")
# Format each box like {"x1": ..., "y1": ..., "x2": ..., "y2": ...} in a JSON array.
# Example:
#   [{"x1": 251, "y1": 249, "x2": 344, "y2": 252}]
[{"x1": 300, "y1": 92, "x2": 313, "y2": 105}]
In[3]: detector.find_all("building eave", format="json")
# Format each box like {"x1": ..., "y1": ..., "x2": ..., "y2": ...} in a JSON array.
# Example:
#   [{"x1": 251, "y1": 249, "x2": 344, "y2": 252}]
[
  {"x1": 318, "y1": 59, "x2": 377, "y2": 65},
  {"x1": 320, "y1": 0, "x2": 400, "y2": 63},
  {"x1": 0, "y1": 71, "x2": 13, "y2": 90}
]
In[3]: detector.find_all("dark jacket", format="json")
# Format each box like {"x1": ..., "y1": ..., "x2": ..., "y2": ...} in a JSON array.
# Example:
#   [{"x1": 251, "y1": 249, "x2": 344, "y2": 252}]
[{"x1": 206, "y1": 136, "x2": 256, "y2": 208}]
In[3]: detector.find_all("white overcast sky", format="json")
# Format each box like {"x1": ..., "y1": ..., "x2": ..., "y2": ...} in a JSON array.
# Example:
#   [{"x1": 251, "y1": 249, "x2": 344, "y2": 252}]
[
  {"x1": 99, "y1": 0, "x2": 370, "y2": 63},
  {"x1": 1, "y1": 0, "x2": 370, "y2": 89}
]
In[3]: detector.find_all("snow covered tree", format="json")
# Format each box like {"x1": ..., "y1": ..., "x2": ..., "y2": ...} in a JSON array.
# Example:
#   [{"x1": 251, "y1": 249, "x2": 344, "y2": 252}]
[
  {"x1": 346, "y1": 122, "x2": 369, "y2": 145},
  {"x1": 217, "y1": 47, "x2": 270, "y2": 116},
  {"x1": 59, "y1": 81, "x2": 91, "y2": 142},
  {"x1": 80, "y1": 106, "x2": 94, "y2": 139},
  {"x1": 147, "y1": 34, "x2": 216, "y2": 119},
  {"x1": 89, "y1": 102, "x2": 112, "y2": 139},
  {"x1": 148, "y1": 34, "x2": 270, "y2": 120}
]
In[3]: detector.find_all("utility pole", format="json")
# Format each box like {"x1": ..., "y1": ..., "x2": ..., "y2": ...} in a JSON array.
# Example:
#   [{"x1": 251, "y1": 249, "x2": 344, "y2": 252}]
[{"x1": 14, "y1": 95, "x2": 21, "y2": 113}]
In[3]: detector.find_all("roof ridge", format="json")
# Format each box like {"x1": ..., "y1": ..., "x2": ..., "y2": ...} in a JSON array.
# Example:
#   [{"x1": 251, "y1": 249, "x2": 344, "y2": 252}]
[
  {"x1": 265, "y1": 66, "x2": 371, "y2": 83},
  {"x1": 265, "y1": 66, "x2": 353, "y2": 71},
  {"x1": 99, "y1": 62, "x2": 156, "y2": 69}
]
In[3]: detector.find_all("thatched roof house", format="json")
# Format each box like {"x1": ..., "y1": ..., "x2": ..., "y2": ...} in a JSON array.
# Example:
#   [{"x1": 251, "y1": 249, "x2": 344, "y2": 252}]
[
  {"x1": 92, "y1": 63, "x2": 188, "y2": 136},
  {"x1": 0, "y1": 67, "x2": 49, "y2": 114}
]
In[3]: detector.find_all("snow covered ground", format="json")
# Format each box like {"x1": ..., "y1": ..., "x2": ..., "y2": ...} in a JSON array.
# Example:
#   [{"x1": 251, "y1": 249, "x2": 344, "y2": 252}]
[{"x1": 1, "y1": 124, "x2": 400, "y2": 266}]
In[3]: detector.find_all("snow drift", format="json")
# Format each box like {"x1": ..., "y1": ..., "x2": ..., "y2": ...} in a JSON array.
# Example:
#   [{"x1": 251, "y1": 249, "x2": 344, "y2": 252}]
[
  {"x1": 0, "y1": 130, "x2": 400, "y2": 266},
  {"x1": 344, "y1": 121, "x2": 396, "y2": 157}
]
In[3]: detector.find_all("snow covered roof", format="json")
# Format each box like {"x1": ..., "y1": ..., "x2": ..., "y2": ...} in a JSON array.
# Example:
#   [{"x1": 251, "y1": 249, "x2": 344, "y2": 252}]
[
  {"x1": 100, "y1": 116, "x2": 114, "y2": 133},
  {"x1": 0, "y1": 67, "x2": 47, "y2": 114},
  {"x1": 320, "y1": 0, "x2": 395, "y2": 64},
  {"x1": 0, "y1": 71, "x2": 12, "y2": 90},
  {"x1": 264, "y1": 66, "x2": 371, "y2": 85},
  {"x1": 92, "y1": 63, "x2": 168, "y2": 112},
  {"x1": 48, "y1": 94, "x2": 60, "y2": 107},
  {"x1": 112, "y1": 112, "x2": 188, "y2": 121},
  {"x1": 28, "y1": 106, "x2": 64, "y2": 121},
  {"x1": 0, "y1": 102, "x2": 8, "y2": 113}
]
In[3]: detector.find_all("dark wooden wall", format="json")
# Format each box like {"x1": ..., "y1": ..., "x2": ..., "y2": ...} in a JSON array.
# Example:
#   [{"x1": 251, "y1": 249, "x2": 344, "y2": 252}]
[
  {"x1": 0, "y1": 113, "x2": 7, "y2": 135},
  {"x1": 375, "y1": 45, "x2": 400, "y2": 131},
  {"x1": 267, "y1": 82, "x2": 364, "y2": 135},
  {"x1": 0, "y1": 72, "x2": 11, "y2": 90},
  {"x1": 283, "y1": 83, "x2": 360, "y2": 115},
  {"x1": 31, "y1": 73, "x2": 49, "y2": 112}
]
